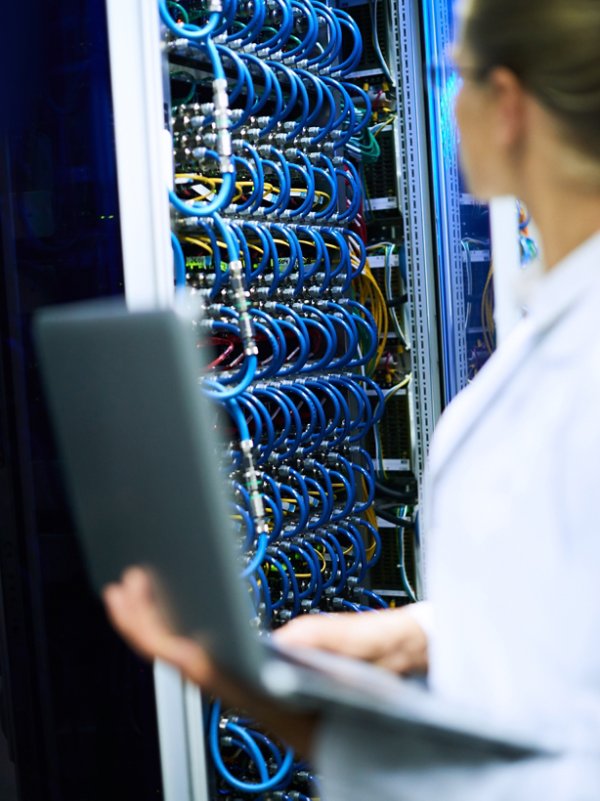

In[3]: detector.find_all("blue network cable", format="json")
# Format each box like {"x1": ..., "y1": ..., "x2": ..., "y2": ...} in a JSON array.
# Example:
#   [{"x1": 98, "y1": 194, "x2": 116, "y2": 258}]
[
  {"x1": 171, "y1": 231, "x2": 186, "y2": 288},
  {"x1": 331, "y1": 9, "x2": 362, "y2": 76},
  {"x1": 263, "y1": 554, "x2": 291, "y2": 611},
  {"x1": 160, "y1": 0, "x2": 226, "y2": 40},
  {"x1": 285, "y1": 0, "x2": 319, "y2": 60},
  {"x1": 224, "y1": 0, "x2": 265, "y2": 45},
  {"x1": 307, "y1": 2, "x2": 341, "y2": 70},
  {"x1": 255, "y1": 0, "x2": 294, "y2": 54},
  {"x1": 164, "y1": 3, "x2": 403, "y2": 793}
]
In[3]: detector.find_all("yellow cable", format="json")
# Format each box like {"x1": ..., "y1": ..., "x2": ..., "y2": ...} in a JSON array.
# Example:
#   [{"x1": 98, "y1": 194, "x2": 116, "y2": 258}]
[
  {"x1": 481, "y1": 261, "x2": 495, "y2": 353},
  {"x1": 183, "y1": 237, "x2": 213, "y2": 255},
  {"x1": 354, "y1": 258, "x2": 389, "y2": 372}
]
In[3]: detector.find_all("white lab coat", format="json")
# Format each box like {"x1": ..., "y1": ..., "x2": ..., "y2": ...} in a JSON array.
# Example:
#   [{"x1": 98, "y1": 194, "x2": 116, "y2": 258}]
[{"x1": 316, "y1": 230, "x2": 600, "y2": 799}]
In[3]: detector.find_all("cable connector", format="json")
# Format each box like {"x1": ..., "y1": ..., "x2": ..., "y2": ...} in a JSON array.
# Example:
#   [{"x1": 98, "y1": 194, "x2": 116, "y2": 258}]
[
  {"x1": 229, "y1": 261, "x2": 258, "y2": 357},
  {"x1": 212, "y1": 78, "x2": 233, "y2": 171},
  {"x1": 240, "y1": 439, "x2": 267, "y2": 533}
]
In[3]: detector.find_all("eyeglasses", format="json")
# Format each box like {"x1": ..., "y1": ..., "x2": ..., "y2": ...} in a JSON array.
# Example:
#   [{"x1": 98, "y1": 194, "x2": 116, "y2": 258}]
[{"x1": 426, "y1": 51, "x2": 490, "y2": 88}]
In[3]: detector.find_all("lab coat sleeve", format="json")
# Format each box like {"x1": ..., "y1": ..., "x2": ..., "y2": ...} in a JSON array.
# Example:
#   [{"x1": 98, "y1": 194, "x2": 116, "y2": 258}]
[
  {"x1": 313, "y1": 707, "x2": 600, "y2": 801},
  {"x1": 404, "y1": 600, "x2": 434, "y2": 642}
]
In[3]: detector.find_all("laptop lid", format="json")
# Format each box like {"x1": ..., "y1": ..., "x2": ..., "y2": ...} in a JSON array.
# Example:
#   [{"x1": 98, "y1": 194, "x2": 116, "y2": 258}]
[{"x1": 34, "y1": 299, "x2": 264, "y2": 681}]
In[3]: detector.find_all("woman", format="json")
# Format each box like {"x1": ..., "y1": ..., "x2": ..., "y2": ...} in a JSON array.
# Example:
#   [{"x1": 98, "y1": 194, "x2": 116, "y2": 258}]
[{"x1": 105, "y1": 0, "x2": 600, "y2": 796}]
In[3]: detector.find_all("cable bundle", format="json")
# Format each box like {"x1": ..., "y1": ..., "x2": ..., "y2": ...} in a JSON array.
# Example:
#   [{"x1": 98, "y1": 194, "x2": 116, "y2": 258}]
[{"x1": 159, "y1": 0, "x2": 393, "y2": 795}]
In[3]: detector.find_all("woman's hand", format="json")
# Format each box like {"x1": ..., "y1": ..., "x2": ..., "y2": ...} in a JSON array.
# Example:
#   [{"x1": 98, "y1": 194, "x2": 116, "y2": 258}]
[
  {"x1": 275, "y1": 607, "x2": 429, "y2": 675},
  {"x1": 103, "y1": 567, "x2": 317, "y2": 756}
]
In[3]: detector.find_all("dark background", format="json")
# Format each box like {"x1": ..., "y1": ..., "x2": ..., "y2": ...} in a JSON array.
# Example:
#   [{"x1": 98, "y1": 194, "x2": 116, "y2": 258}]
[{"x1": 0, "y1": 2, "x2": 163, "y2": 798}]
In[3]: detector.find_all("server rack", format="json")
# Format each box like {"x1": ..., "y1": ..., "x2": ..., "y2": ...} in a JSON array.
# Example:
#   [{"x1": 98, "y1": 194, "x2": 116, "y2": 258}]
[{"x1": 0, "y1": 0, "x2": 451, "y2": 798}]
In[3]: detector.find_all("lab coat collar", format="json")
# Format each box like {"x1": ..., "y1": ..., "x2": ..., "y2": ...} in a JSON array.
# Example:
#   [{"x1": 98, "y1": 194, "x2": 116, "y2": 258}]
[
  {"x1": 428, "y1": 229, "x2": 600, "y2": 482},
  {"x1": 525, "y1": 229, "x2": 600, "y2": 336}
]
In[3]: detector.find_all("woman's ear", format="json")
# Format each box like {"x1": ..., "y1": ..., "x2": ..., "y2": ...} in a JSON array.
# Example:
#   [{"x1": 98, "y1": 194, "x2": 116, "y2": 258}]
[{"x1": 488, "y1": 67, "x2": 528, "y2": 149}]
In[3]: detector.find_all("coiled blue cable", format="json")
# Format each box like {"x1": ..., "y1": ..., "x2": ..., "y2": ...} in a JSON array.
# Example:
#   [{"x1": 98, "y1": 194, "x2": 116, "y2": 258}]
[
  {"x1": 233, "y1": 143, "x2": 265, "y2": 214},
  {"x1": 224, "y1": 0, "x2": 266, "y2": 45},
  {"x1": 271, "y1": 318, "x2": 307, "y2": 375},
  {"x1": 342, "y1": 81, "x2": 372, "y2": 136},
  {"x1": 344, "y1": 299, "x2": 379, "y2": 368},
  {"x1": 311, "y1": 158, "x2": 339, "y2": 221},
  {"x1": 328, "y1": 375, "x2": 370, "y2": 436},
  {"x1": 280, "y1": 466, "x2": 311, "y2": 519},
  {"x1": 267, "y1": 62, "x2": 299, "y2": 128},
  {"x1": 352, "y1": 517, "x2": 382, "y2": 567},
  {"x1": 278, "y1": 481, "x2": 309, "y2": 538},
  {"x1": 262, "y1": 488, "x2": 284, "y2": 541},
  {"x1": 260, "y1": 158, "x2": 288, "y2": 215},
  {"x1": 255, "y1": 564, "x2": 274, "y2": 622},
  {"x1": 303, "y1": 75, "x2": 337, "y2": 142},
  {"x1": 321, "y1": 78, "x2": 356, "y2": 147},
  {"x1": 328, "y1": 466, "x2": 354, "y2": 522},
  {"x1": 349, "y1": 374, "x2": 385, "y2": 428},
  {"x1": 336, "y1": 162, "x2": 362, "y2": 222},
  {"x1": 271, "y1": 549, "x2": 301, "y2": 615},
  {"x1": 249, "y1": 309, "x2": 287, "y2": 379},
  {"x1": 255, "y1": 0, "x2": 294, "y2": 54},
  {"x1": 159, "y1": 0, "x2": 223, "y2": 40},
  {"x1": 307, "y1": 534, "x2": 339, "y2": 591},
  {"x1": 276, "y1": 69, "x2": 310, "y2": 140},
  {"x1": 270, "y1": 303, "x2": 311, "y2": 373},
  {"x1": 295, "y1": 69, "x2": 324, "y2": 128},
  {"x1": 350, "y1": 463, "x2": 375, "y2": 512},
  {"x1": 306, "y1": 1, "x2": 341, "y2": 69},
  {"x1": 216, "y1": 44, "x2": 253, "y2": 114},
  {"x1": 241, "y1": 532, "x2": 269, "y2": 578},
  {"x1": 242, "y1": 55, "x2": 284, "y2": 127},
  {"x1": 288, "y1": 542, "x2": 322, "y2": 604},
  {"x1": 170, "y1": 145, "x2": 236, "y2": 214},
  {"x1": 285, "y1": 161, "x2": 315, "y2": 219},
  {"x1": 237, "y1": 221, "x2": 271, "y2": 279},
  {"x1": 303, "y1": 474, "x2": 331, "y2": 529},
  {"x1": 171, "y1": 232, "x2": 186, "y2": 288},
  {"x1": 202, "y1": 355, "x2": 257, "y2": 399},
  {"x1": 252, "y1": 387, "x2": 291, "y2": 450},
  {"x1": 264, "y1": 554, "x2": 290, "y2": 610},
  {"x1": 236, "y1": 393, "x2": 276, "y2": 463},
  {"x1": 232, "y1": 502, "x2": 255, "y2": 549},
  {"x1": 332, "y1": 9, "x2": 363, "y2": 76},
  {"x1": 285, "y1": 0, "x2": 319, "y2": 59},
  {"x1": 335, "y1": 523, "x2": 367, "y2": 581},
  {"x1": 360, "y1": 588, "x2": 389, "y2": 608},
  {"x1": 278, "y1": 384, "x2": 319, "y2": 446},
  {"x1": 319, "y1": 530, "x2": 347, "y2": 593},
  {"x1": 279, "y1": 227, "x2": 306, "y2": 290}
]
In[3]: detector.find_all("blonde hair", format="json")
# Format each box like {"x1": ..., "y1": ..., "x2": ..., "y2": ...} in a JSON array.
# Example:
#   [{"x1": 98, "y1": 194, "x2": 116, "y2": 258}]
[{"x1": 458, "y1": 0, "x2": 600, "y2": 182}]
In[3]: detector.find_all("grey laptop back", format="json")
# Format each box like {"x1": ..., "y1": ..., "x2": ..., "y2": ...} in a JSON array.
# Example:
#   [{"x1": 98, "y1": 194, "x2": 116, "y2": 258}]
[{"x1": 35, "y1": 300, "x2": 263, "y2": 680}]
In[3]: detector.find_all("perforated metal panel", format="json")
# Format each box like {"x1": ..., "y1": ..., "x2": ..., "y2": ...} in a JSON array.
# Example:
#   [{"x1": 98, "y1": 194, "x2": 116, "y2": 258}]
[{"x1": 389, "y1": 0, "x2": 442, "y2": 482}]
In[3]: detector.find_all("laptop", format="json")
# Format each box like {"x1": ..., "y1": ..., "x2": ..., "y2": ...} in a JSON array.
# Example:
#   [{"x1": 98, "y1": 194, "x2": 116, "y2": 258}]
[{"x1": 34, "y1": 298, "x2": 547, "y2": 760}]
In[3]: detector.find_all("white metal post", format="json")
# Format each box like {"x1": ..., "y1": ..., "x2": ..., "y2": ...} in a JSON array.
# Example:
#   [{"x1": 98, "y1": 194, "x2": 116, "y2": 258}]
[
  {"x1": 105, "y1": 0, "x2": 174, "y2": 310},
  {"x1": 104, "y1": 2, "x2": 209, "y2": 799}
]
